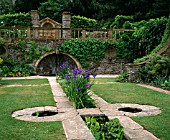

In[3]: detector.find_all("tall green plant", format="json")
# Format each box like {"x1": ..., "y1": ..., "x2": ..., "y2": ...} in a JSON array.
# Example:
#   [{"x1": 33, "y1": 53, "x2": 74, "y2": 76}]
[{"x1": 59, "y1": 67, "x2": 96, "y2": 109}]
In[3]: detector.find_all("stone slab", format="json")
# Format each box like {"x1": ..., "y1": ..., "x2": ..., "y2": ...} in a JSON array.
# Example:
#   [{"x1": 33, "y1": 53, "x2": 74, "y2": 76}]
[
  {"x1": 56, "y1": 101, "x2": 74, "y2": 109},
  {"x1": 124, "y1": 129, "x2": 160, "y2": 140},
  {"x1": 77, "y1": 108, "x2": 104, "y2": 117},
  {"x1": 108, "y1": 116, "x2": 143, "y2": 130},
  {"x1": 62, "y1": 115, "x2": 95, "y2": 140}
]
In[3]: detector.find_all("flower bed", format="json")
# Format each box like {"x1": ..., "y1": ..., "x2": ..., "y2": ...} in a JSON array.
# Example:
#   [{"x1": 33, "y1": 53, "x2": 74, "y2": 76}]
[{"x1": 57, "y1": 62, "x2": 96, "y2": 109}]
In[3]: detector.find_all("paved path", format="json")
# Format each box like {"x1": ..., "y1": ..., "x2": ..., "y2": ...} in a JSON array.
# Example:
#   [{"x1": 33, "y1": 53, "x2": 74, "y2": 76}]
[{"x1": 138, "y1": 83, "x2": 170, "y2": 95}]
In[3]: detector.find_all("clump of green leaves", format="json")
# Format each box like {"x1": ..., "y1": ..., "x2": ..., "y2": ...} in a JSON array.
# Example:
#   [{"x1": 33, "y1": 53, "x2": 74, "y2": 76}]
[
  {"x1": 115, "y1": 70, "x2": 129, "y2": 83},
  {"x1": 140, "y1": 54, "x2": 170, "y2": 89},
  {"x1": 0, "y1": 58, "x2": 33, "y2": 77},
  {"x1": 85, "y1": 117, "x2": 125, "y2": 140}
]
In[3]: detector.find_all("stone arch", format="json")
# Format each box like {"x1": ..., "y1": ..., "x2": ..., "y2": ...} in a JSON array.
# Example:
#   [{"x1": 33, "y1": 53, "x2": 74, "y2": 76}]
[{"x1": 34, "y1": 51, "x2": 81, "y2": 76}]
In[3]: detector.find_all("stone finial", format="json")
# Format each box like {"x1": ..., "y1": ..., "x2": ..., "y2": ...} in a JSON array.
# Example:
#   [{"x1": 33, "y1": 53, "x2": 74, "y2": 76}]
[{"x1": 30, "y1": 10, "x2": 40, "y2": 27}]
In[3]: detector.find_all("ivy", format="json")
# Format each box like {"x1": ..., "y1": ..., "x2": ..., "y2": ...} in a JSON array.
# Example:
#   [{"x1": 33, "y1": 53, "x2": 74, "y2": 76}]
[
  {"x1": 59, "y1": 39, "x2": 116, "y2": 69},
  {"x1": 0, "y1": 40, "x2": 55, "y2": 77},
  {"x1": 134, "y1": 16, "x2": 169, "y2": 63}
]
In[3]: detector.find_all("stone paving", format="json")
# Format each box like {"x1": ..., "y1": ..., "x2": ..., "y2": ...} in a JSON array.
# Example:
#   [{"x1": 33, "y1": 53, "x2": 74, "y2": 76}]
[
  {"x1": 4, "y1": 75, "x2": 168, "y2": 140},
  {"x1": 47, "y1": 77, "x2": 161, "y2": 140}
]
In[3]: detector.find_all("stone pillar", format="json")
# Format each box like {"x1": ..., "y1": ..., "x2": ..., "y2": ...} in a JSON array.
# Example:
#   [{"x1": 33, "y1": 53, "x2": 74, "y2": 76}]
[
  {"x1": 62, "y1": 12, "x2": 71, "y2": 39},
  {"x1": 30, "y1": 10, "x2": 40, "y2": 39},
  {"x1": 125, "y1": 63, "x2": 141, "y2": 82},
  {"x1": 30, "y1": 10, "x2": 40, "y2": 27}
]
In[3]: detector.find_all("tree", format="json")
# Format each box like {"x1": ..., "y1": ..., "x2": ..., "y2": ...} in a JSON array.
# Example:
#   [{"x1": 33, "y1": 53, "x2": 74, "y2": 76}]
[
  {"x1": 0, "y1": 0, "x2": 14, "y2": 15},
  {"x1": 14, "y1": 0, "x2": 46, "y2": 13},
  {"x1": 38, "y1": 0, "x2": 65, "y2": 22}
]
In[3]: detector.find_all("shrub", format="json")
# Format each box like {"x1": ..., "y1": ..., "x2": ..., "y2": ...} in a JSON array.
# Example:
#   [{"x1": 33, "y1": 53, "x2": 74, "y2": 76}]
[
  {"x1": 0, "y1": 13, "x2": 31, "y2": 26},
  {"x1": 71, "y1": 15, "x2": 98, "y2": 28},
  {"x1": 111, "y1": 15, "x2": 134, "y2": 29},
  {"x1": 140, "y1": 54, "x2": 170, "y2": 84},
  {"x1": 0, "y1": 58, "x2": 33, "y2": 77},
  {"x1": 116, "y1": 16, "x2": 168, "y2": 63},
  {"x1": 115, "y1": 70, "x2": 129, "y2": 82}
]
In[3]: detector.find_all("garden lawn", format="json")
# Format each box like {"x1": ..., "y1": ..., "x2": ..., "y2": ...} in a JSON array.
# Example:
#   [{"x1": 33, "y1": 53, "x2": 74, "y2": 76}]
[
  {"x1": 0, "y1": 79, "x2": 49, "y2": 85},
  {"x1": 92, "y1": 78, "x2": 118, "y2": 83},
  {"x1": 91, "y1": 82, "x2": 170, "y2": 140},
  {"x1": 0, "y1": 79, "x2": 66, "y2": 140}
]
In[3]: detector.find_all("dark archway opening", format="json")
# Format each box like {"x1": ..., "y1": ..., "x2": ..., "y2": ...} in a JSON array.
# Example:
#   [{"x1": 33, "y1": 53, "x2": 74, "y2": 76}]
[{"x1": 36, "y1": 53, "x2": 77, "y2": 76}]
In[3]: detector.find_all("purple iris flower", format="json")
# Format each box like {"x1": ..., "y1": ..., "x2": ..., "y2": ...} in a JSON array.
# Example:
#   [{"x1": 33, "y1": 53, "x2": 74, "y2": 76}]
[
  {"x1": 77, "y1": 69, "x2": 82, "y2": 75},
  {"x1": 83, "y1": 74, "x2": 90, "y2": 79},
  {"x1": 85, "y1": 70, "x2": 91, "y2": 74},
  {"x1": 65, "y1": 74, "x2": 72, "y2": 80},
  {"x1": 73, "y1": 75, "x2": 77, "y2": 79},
  {"x1": 71, "y1": 69, "x2": 78, "y2": 75},
  {"x1": 92, "y1": 74, "x2": 97, "y2": 78},
  {"x1": 75, "y1": 87, "x2": 80, "y2": 91},
  {"x1": 74, "y1": 81, "x2": 78, "y2": 84},
  {"x1": 66, "y1": 82, "x2": 71, "y2": 85},
  {"x1": 86, "y1": 83, "x2": 91, "y2": 87}
]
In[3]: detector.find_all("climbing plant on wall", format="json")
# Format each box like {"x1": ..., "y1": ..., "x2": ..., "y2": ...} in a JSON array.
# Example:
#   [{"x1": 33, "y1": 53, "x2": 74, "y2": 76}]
[
  {"x1": 134, "y1": 16, "x2": 170, "y2": 63},
  {"x1": 0, "y1": 40, "x2": 54, "y2": 77},
  {"x1": 59, "y1": 39, "x2": 116, "y2": 69}
]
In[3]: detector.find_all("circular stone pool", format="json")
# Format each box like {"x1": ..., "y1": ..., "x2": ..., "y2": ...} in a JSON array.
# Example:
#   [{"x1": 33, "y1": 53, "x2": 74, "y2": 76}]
[
  {"x1": 11, "y1": 106, "x2": 77, "y2": 122},
  {"x1": 101, "y1": 103, "x2": 161, "y2": 117}
]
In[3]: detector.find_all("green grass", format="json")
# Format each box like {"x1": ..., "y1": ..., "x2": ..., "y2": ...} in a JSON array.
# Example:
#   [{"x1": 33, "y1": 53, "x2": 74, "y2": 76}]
[
  {"x1": 91, "y1": 82, "x2": 170, "y2": 140},
  {"x1": 92, "y1": 78, "x2": 118, "y2": 83},
  {"x1": 0, "y1": 79, "x2": 49, "y2": 85},
  {"x1": 0, "y1": 79, "x2": 66, "y2": 140}
]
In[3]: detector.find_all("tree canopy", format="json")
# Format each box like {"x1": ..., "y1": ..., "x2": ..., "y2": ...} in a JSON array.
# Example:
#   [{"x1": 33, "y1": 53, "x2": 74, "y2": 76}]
[{"x1": 1, "y1": 0, "x2": 170, "y2": 22}]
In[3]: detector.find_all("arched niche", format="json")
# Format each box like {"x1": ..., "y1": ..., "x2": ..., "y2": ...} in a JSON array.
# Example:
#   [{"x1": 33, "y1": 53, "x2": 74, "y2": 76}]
[{"x1": 35, "y1": 51, "x2": 81, "y2": 76}]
